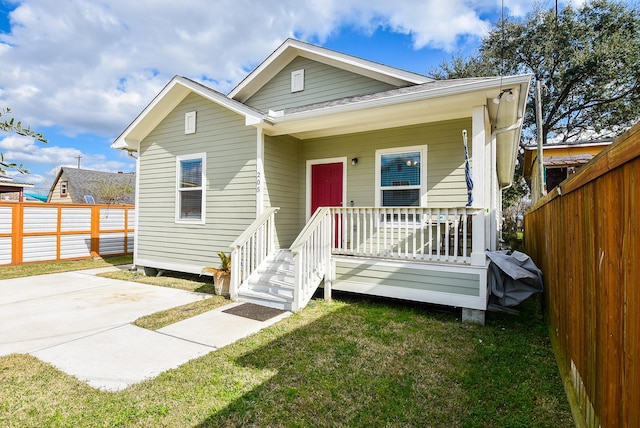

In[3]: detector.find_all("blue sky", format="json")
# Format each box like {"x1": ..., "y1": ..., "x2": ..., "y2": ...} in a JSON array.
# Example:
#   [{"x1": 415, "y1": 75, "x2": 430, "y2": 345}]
[{"x1": 0, "y1": 0, "x2": 586, "y2": 194}]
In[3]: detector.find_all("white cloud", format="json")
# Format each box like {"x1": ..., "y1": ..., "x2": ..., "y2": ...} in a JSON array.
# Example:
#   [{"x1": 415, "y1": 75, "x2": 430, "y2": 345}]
[
  {"x1": 0, "y1": 0, "x2": 506, "y2": 139},
  {"x1": 0, "y1": 134, "x2": 134, "y2": 175}
]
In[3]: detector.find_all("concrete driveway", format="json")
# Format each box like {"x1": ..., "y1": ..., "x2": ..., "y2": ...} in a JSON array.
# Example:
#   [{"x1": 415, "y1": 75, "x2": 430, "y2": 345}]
[{"x1": 0, "y1": 267, "x2": 289, "y2": 391}]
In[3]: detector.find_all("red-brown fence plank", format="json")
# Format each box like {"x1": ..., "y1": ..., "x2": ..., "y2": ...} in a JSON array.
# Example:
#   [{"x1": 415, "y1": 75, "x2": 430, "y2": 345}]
[{"x1": 525, "y1": 121, "x2": 640, "y2": 428}]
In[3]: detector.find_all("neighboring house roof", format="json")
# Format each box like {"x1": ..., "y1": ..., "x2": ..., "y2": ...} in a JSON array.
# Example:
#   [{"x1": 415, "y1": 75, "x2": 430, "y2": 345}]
[
  {"x1": 523, "y1": 140, "x2": 613, "y2": 179},
  {"x1": 112, "y1": 38, "x2": 531, "y2": 188},
  {"x1": 0, "y1": 173, "x2": 34, "y2": 189},
  {"x1": 47, "y1": 168, "x2": 135, "y2": 204},
  {"x1": 0, "y1": 173, "x2": 34, "y2": 201},
  {"x1": 24, "y1": 192, "x2": 48, "y2": 202}
]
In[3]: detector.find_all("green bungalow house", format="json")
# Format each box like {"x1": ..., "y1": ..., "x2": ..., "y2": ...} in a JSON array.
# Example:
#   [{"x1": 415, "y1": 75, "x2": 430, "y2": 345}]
[{"x1": 112, "y1": 39, "x2": 531, "y2": 322}]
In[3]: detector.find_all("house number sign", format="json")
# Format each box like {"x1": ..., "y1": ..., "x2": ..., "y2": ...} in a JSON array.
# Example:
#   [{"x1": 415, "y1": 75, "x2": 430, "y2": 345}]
[{"x1": 256, "y1": 171, "x2": 261, "y2": 193}]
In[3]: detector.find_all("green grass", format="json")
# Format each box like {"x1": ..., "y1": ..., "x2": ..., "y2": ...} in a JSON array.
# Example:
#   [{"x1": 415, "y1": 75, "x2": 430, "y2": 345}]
[
  {"x1": 98, "y1": 269, "x2": 216, "y2": 294},
  {"x1": 0, "y1": 255, "x2": 133, "y2": 279},
  {"x1": 0, "y1": 286, "x2": 573, "y2": 427},
  {"x1": 96, "y1": 269, "x2": 227, "y2": 329}
]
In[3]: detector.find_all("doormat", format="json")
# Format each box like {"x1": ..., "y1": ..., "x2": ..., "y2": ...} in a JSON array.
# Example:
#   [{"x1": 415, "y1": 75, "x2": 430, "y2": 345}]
[{"x1": 222, "y1": 303, "x2": 286, "y2": 322}]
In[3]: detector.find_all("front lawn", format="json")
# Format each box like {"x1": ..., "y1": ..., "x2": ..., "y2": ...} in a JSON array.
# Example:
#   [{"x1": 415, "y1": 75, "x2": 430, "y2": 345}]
[
  {"x1": 0, "y1": 255, "x2": 133, "y2": 280},
  {"x1": 0, "y1": 286, "x2": 572, "y2": 427}
]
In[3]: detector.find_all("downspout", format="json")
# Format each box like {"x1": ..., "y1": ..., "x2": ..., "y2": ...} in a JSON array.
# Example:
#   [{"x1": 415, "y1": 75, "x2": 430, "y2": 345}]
[
  {"x1": 127, "y1": 148, "x2": 140, "y2": 270},
  {"x1": 491, "y1": 117, "x2": 523, "y2": 191},
  {"x1": 490, "y1": 117, "x2": 523, "y2": 249}
]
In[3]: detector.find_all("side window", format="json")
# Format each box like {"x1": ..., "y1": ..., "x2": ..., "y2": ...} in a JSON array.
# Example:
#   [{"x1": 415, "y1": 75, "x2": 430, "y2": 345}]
[
  {"x1": 176, "y1": 153, "x2": 206, "y2": 223},
  {"x1": 60, "y1": 180, "x2": 68, "y2": 197},
  {"x1": 376, "y1": 147, "x2": 426, "y2": 207}
]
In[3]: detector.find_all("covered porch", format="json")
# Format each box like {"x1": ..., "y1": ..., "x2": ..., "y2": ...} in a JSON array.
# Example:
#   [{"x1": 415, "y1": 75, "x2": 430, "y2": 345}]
[
  {"x1": 229, "y1": 204, "x2": 488, "y2": 322},
  {"x1": 229, "y1": 76, "x2": 530, "y2": 320}
]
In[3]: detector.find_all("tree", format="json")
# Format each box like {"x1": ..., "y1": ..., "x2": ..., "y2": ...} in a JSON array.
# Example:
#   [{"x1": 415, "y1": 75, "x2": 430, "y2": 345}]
[
  {"x1": 433, "y1": 0, "x2": 640, "y2": 203},
  {"x1": 1, "y1": 107, "x2": 48, "y2": 173},
  {"x1": 94, "y1": 178, "x2": 134, "y2": 205}
]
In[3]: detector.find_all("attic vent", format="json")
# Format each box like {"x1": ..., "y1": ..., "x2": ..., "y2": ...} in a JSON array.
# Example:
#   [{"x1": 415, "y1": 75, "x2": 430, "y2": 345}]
[
  {"x1": 291, "y1": 69, "x2": 304, "y2": 93},
  {"x1": 185, "y1": 111, "x2": 196, "y2": 134}
]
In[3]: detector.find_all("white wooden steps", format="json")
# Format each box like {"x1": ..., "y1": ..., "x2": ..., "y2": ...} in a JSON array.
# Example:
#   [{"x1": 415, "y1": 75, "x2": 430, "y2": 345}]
[{"x1": 236, "y1": 250, "x2": 295, "y2": 311}]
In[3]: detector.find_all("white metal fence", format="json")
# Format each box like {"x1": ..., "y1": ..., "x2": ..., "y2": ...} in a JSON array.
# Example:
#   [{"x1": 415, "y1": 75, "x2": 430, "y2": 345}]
[{"x1": 0, "y1": 202, "x2": 135, "y2": 265}]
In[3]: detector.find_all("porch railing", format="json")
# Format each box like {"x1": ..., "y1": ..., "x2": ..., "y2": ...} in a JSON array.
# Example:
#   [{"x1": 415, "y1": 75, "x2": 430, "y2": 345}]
[
  {"x1": 229, "y1": 207, "x2": 279, "y2": 299},
  {"x1": 330, "y1": 207, "x2": 484, "y2": 265},
  {"x1": 289, "y1": 207, "x2": 332, "y2": 312}
]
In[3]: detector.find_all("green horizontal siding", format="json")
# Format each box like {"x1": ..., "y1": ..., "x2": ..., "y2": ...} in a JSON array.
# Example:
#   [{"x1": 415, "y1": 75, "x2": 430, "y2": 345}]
[
  {"x1": 246, "y1": 57, "x2": 397, "y2": 112},
  {"x1": 335, "y1": 260, "x2": 480, "y2": 296},
  {"x1": 137, "y1": 92, "x2": 256, "y2": 268},
  {"x1": 301, "y1": 118, "x2": 472, "y2": 210},
  {"x1": 263, "y1": 135, "x2": 303, "y2": 247}
]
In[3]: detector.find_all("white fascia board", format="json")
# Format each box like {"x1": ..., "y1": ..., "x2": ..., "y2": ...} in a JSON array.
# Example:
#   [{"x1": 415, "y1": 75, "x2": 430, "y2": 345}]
[
  {"x1": 229, "y1": 38, "x2": 432, "y2": 102},
  {"x1": 178, "y1": 76, "x2": 263, "y2": 123},
  {"x1": 287, "y1": 39, "x2": 432, "y2": 85},
  {"x1": 112, "y1": 76, "x2": 264, "y2": 152},
  {"x1": 111, "y1": 77, "x2": 190, "y2": 151},
  {"x1": 272, "y1": 74, "x2": 532, "y2": 125}
]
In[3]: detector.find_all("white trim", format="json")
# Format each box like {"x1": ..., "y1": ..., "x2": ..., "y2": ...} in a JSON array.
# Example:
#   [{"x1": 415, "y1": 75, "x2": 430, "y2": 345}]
[
  {"x1": 333, "y1": 281, "x2": 487, "y2": 310},
  {"x1": 136, "y1": 258, "x2": 206, "y2": 276},
  {"x1": 291, "y1": 69, "x2": 304, "y2": 92},
  {"x1": 331, "y1": 256, "x2": 489, "y2": 310},
  {"x1": 112, "y1": 76, "x2": 263, "y2": 151},
  {"x1": 175, "y1": 152, "x2": 207, "y2": 225},
  {"x1": 184, "y1": 111, "x2": 196, "y2": 134},
  {"x1": 256, "y1": 129, "x2": 265, "y2": 216},
  {"x1": 229, "y1": 38, "x2": 432, "y2": 102},
  {"x1": 305, "y1": 157, "x2": 347, "y2": 220},
  {"x1": 132, "y1": 156, "x2": 140, "y2": 267},
  {"x1": 374, "y1": 145, "x2": 428, "y2": 207}
]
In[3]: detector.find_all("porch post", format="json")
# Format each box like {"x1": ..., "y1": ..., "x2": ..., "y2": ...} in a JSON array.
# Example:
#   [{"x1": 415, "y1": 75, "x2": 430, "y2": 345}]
[
  {"x1": 324, "y1": 210, "x2": 332, "y2": 303},
  {"x1": 471, "y1": 106, "x2": 487, "y2": 266},
  {"x1": 256, "y1": 129, "x2": 265, "y2": 216}
]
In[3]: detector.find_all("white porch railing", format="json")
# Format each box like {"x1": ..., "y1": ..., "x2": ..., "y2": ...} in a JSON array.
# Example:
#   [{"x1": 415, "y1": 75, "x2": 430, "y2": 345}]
[
  {"x1": 229, "y1": 207, "x2": 279, "y2": 299},
  {"x1": 330, "y1": 207, "x2": 484, "y2": 265},
  {"x1": 289, "y1": 207, "x2": 332, "y2": 312}
]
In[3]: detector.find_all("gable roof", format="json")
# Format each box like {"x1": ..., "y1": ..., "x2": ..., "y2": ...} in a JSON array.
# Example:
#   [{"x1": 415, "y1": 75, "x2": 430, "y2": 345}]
[
  {"x1": 112, "y1": 39, "x2": 531, "y2": 188},
  {"x1": 112, "y1": 75, "x2": 264, "y2": 152},
  {"x1": 48, "y1": 168, "x2": 135, "y2": 204},
  {"x1": 228, "y1": 38, "x2": 433, "y2": 103}
]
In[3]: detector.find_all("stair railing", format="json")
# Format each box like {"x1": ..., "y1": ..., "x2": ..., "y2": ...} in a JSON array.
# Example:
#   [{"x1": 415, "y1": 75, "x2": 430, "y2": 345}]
[
  {"x1": 229, "y1": 207, "x2": 279, "y2": 300},
  {"x1": 289, "y1": 207, "x2": 332, "y2": 312}
]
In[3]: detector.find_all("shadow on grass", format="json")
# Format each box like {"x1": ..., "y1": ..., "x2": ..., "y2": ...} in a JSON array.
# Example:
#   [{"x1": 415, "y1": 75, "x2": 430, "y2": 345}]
[{"x1": 195, "y1": 293, "x2": 572, "y2": 427}]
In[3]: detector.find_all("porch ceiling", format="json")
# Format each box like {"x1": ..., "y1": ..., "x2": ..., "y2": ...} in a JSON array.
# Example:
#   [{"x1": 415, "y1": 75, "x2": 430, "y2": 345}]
[
  {"x1": 262, "y1": 75, "x2": 529, "y2": 143},
  {"x1": 262, "y1": 74, "x2": 531, "y2": 188}
]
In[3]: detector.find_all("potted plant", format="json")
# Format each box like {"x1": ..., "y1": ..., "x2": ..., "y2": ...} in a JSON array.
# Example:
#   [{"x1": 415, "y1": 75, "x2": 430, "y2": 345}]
[{"x1": 203, "y1": 251, "x2": 231, "y2": 297}]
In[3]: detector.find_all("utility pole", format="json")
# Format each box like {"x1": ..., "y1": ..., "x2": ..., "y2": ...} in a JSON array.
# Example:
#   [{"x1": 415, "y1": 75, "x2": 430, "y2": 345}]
[
  {"x1": 75, "y1": 155, "x2": 82, "y2": 169},
  {"x1": 535, "y1": 80, "x2": 545, "y2": 200}
]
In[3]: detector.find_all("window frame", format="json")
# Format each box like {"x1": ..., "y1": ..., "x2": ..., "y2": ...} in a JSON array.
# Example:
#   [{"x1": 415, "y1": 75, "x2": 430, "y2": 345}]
[
  {"x1": 60, "y1": 180, "x2": 68, "y2": 197},
  {"x1": 175, "y1": 153, "x2": 206, "y2": 224},
  {"x1": 375, "y1": 145, "x2": 427, "y2": 208}
]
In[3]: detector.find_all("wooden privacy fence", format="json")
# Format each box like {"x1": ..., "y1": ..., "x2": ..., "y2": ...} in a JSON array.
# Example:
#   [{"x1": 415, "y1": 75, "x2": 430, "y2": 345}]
[
  {"x1": 524, "y1": 123, "x2": 640, "y2": 428},
  {"x1": 0, "y1": 202, "x2": 135, "y2": 265}
]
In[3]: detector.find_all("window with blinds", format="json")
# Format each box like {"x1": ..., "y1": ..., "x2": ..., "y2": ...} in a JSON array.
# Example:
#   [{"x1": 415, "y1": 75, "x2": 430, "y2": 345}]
[
  {"x1": 379, "y1": 151, "x2": 421, "y2": 206},
  {"x1": 176, "y1": 154, "x2": 206, "y2": 223}
]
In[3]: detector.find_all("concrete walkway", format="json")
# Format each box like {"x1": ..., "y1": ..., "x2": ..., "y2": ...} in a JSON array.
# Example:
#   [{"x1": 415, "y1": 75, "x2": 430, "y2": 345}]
[{"x1": 0, "y1": 267, "x2": 290, "y2": 391}]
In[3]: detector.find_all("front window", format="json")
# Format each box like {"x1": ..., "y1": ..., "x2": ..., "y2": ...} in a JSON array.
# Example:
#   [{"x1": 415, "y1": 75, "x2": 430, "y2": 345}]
[
  {"x1": 176, "y1": 153, "x2": 206, "y2": 223},
  {"x1": 60, "y1": 180, "x2": 68, "y2": 197},
  {"x1": 377, "y1": 148, "x2": 425, "y2": 207}
]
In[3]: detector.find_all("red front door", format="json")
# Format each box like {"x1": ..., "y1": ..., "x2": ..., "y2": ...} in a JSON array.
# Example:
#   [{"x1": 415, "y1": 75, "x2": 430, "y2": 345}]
[{"x1": 311, "y1": 162, "x2": 343, "y2": 214}]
